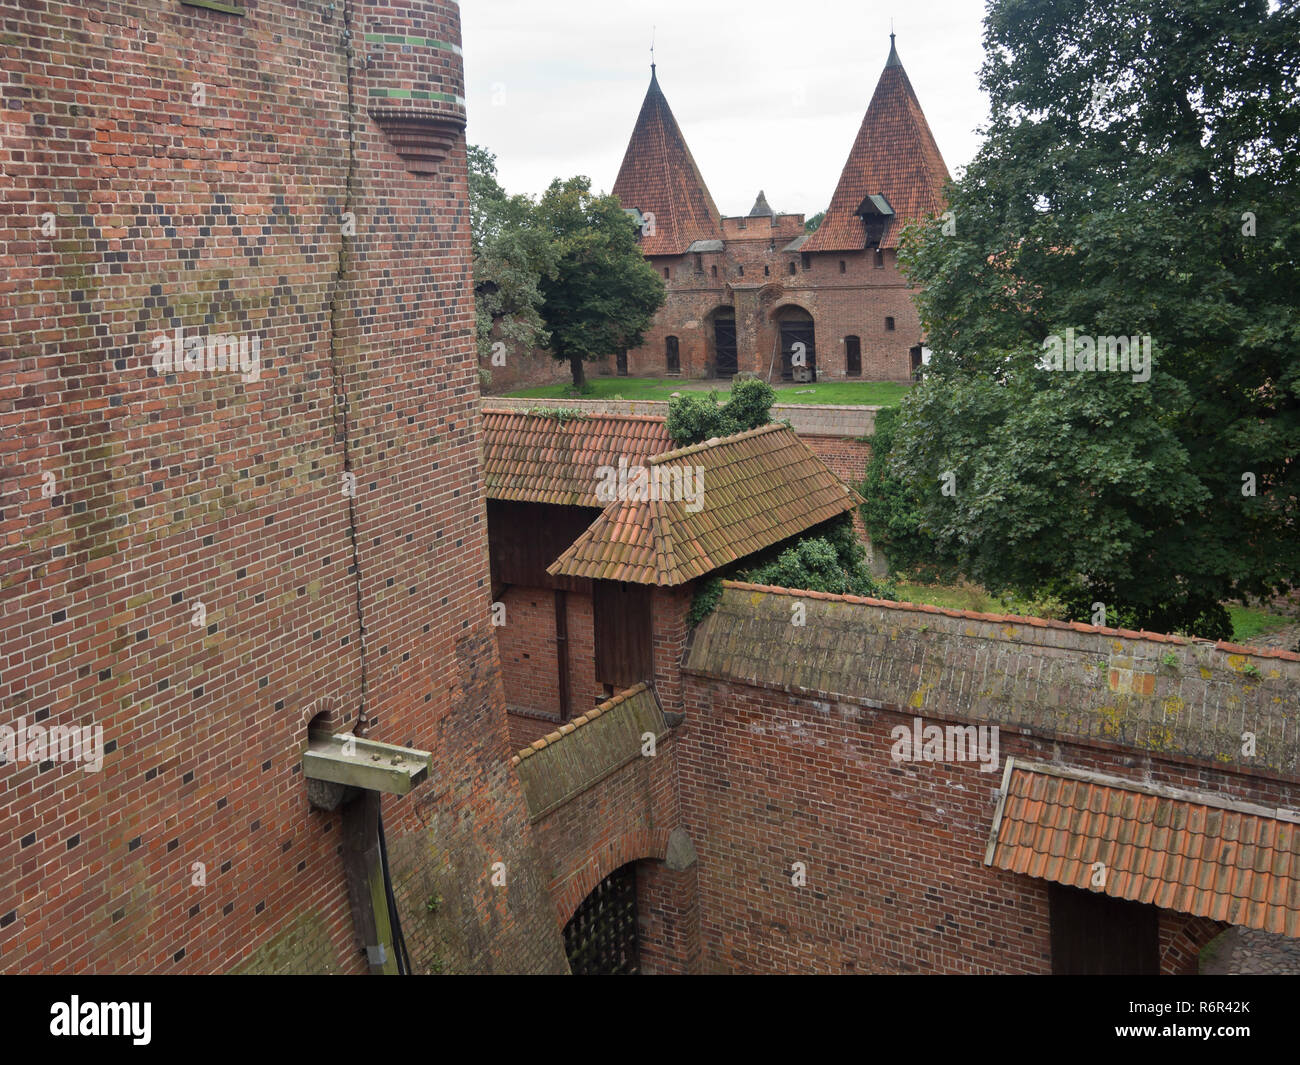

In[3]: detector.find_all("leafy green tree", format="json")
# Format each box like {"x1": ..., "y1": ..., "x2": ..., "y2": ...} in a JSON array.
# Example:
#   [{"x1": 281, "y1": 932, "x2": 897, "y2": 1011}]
[
  {"x1": 468, "y1": 146, "x2": 556, "y2": 369},
  {"x1": 689, "y1": 515, "x2": 895, "y2": 626},
  {"x1": 894, "y1": 0, "x2": 1300, "y2": 638},
  {"x1": 741, "y1": 515, "x2": 895, "y2": 599},
  {"x1": 858, "y1": 407, "x2": 944, "y2": 578},
  {"x1": 666, "y1": 378, "x2": 777, "y2": 447},
  {"x1": 804, "y1": 210, "x2": 825, "y2": 233},
  {"x1": 534, "y1": 177, "x2": 665, "y2": 387}
]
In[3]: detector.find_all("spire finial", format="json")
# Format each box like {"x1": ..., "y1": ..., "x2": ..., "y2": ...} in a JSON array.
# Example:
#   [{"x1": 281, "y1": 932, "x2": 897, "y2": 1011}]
[
  {"x1": 886, "y1": 23, "x2": 901, "y2": 67},
  {"x1": 650, "y1": 25, "x2": 656, "y2": 75}
]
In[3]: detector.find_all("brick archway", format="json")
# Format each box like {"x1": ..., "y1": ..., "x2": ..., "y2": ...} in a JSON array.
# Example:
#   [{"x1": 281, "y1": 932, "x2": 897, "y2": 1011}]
[
  {"x1": 553, "y1": 827, "x2": 672, "y2": 925},
  {"x1": 1160, "y1": 913, "x2": 1229, "y2": 975}
]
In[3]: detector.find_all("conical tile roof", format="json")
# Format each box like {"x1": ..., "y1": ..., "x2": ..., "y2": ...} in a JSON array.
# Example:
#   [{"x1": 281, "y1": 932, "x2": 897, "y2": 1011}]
[
  {"x1": 748, "y1": 189, "x2": 775, "y2": 217},
  {"x1": 804, "y1": 36, "x2": 949, "y2": 252},
  {"x1": 612, "y1": 66, "x2": 722, "y2": 256}
]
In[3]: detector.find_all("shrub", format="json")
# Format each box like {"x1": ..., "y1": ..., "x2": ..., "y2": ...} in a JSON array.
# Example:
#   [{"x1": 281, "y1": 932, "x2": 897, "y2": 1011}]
[{"x1": 666, "y1": 378, "x2": 776, "y2": 447}]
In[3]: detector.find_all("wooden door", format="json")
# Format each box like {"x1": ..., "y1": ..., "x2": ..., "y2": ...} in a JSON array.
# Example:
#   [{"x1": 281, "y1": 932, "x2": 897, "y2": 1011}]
[{"x1": 1049, "y1": 883, "x2": 1159, "y2": 974}]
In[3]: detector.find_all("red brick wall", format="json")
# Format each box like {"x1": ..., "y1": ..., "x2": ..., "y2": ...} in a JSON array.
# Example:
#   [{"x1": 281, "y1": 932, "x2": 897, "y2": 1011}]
[
  {"x1": 799, "y1": 435, "x2": 872, "y2": 549},
  {"x1": 496, "y1": 586, "x2": 601, "y2": 734},
  {"x1": 497, "y1": 588, "x2": 563, "y2": 716},
  {"x1": 521, "y1": 724, "x2": 699, "y2": 973},
  {"x1": 1, "y1": 0, "x2": 564, "y2": 974},
  {"x1": 676, "y1": 674, "x2": 1291, "y2": 974},
  {"x1": 625, "y1": 247, "x2": 921, "y2": 382},
  {"x1": 638, "y1": 855, "x2": 701, "y2": 974},
  {"x1": 652, "y1": 587, "x2": 691, "y2": 715}
]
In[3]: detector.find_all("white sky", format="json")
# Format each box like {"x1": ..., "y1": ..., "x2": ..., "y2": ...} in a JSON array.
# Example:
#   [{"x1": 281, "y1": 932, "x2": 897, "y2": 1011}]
[{"x1": 461, "y1": 0, "x2": 991, "y2": 216}]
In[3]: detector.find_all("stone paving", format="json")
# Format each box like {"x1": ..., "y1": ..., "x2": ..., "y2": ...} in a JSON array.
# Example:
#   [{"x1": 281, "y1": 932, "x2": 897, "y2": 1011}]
[{"x1": 1199, "y1": 927, "x2": 1300, "y2": 974}]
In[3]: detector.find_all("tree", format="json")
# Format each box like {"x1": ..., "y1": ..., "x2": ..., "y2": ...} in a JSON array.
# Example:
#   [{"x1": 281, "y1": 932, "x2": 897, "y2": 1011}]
[
  {"x1": 858, "y1": 407, "x2": 944, "y2": 578},
  {"x1": 690, "y1": 515, "x2": 895, "y2": 626},
  {"x1": 804, "y1": 210, "x2": 825, "y2": 233},
  {"x1": 534, "y1": 177, "x2": 665, "y2": 387},
  {"x1": 665, "y1": 378, "x2": 776, "y2": 447},
  {"x1": 742, "y1": 516, "x2": 895, "y2": 599},
  {"x1": 894, "y1": 0, "x2": 1300, "y2": 638},
  {"x1": 468, "y1": 146, "x2": 556, "y2": 369}
]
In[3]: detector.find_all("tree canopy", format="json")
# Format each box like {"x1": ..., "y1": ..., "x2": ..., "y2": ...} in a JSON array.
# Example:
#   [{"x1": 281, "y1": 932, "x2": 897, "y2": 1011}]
[
  {"x1": 468, "y1": 146, "x2": 555, "y2": 370},
  {"x1": 891, "y1": 0, "x2": 1300, "y2": 638},
  {"x1": 534, "y1": 177, "x2": 666, "y2": 387}
]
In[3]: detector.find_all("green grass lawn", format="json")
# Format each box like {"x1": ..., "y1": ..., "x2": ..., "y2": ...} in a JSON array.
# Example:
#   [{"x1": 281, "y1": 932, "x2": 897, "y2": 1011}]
[
  {"x1": 895, "y1": 580, "x2": 1294, "y2": 646},
  {"x1": 1226, "y1": 605, "x2": 1294, "y2": 644},
  {"x1": 501, "y1": 376, "x2": 910, "y2": 407}
]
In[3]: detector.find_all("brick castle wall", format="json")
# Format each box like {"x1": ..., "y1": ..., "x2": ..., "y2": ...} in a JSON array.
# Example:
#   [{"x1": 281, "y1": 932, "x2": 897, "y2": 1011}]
[
  {"x1": 520, "y1": 723, "x2": 699, "y2": 973},
  {"x1": 1, "y1": 0, "x2": 565, "y2": 974},
  {"x1": 675, "y1": 673, "x2": 1282, "y2": 973},
  {"x1": 625, "y1": 248, "x2": 921, "y2": 382},
  {"x1": 496, "y1": 586, "x2": 603, "y2": 750}
]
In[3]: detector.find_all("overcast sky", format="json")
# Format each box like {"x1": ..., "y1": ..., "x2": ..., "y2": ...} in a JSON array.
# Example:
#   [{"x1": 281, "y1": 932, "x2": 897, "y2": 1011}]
[{"x1": 460, "y1": 0, "x2": 992, "y2": 217}]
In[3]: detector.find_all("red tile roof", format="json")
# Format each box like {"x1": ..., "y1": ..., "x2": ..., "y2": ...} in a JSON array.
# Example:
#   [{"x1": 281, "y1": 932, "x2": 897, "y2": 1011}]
[
  {"x1": 546, "y1": 423, "x2": 862, "y2": 585},
  {"x1": 612, "y1": 67, "x2": 723, "y2": 257},
  {"x1": 804, "y1": 38, "x2": 949, "y2": 253},
  {"x1": 986, "y1": 760, "x2": 1300, "y2": 936},
  {"x1": 482, "y1": 409, "x2": 673, "y2": 507}
]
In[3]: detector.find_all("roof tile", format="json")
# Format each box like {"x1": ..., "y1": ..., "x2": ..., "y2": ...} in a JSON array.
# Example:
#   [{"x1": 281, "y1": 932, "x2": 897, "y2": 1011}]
[
  {"x1": 482, "y1": 409, "x2": 673, "y2": 507},
  {"x1": 804, "y1": 40, "x2": 950, "y2": 253},
  {"x1": 987, "y1": 761, "x2": 1300, "y2": 936},
  {"x1": 612, "y1": 68, "x2": 722, "y2": 256},
  {"x1": 547, "y1": 423, "x2": 862, "y2": 585}
]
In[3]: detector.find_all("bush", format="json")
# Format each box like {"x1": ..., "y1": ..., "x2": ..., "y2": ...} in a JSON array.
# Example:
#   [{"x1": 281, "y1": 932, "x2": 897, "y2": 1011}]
[
  {"x1": 666, "y1": 378, "x2": 777, "y2": 447},
  {"x1": 858, "y1": 406, "x2": 946, "y2": 578},
  {"x1": 740, "y1": 515, "x2": 895, "y2": 600},
  {"x1": 687, "y1": 576, "x2": 723, "y2": 627}
]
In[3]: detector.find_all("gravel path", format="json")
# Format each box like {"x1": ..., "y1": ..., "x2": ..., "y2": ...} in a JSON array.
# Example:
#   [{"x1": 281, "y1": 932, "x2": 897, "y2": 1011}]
[
  {"x1": 1243, "y1": 622, "x2": 1300, "y2": 653},
  {"x1": 1200, "y1": 927, "x2": 1300, "y2": 974}
]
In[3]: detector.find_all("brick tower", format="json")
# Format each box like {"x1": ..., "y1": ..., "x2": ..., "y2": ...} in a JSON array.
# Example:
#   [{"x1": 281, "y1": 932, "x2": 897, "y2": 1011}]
[
  {"x1": 612, "y1": 38, "x2": 950, "y2": 383},
  {"x1": 0, "y1": 0, "x2": 567, "y2": 974}
]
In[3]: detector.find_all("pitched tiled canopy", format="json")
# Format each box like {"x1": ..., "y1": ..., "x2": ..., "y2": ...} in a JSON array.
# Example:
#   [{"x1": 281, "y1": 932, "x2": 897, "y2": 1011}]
[
  {"x1": 612, "y1": 66, "x2": 723, "y2": 257},
  {"x1": 804, "y1": 35, "x2": 950, "y2": 252},
  {"x1": 547, "y1": 423, "x2": 863, "y2": 586},
  {"x1": 511, "y1": 683, "x2": 668, "y2": 820},
  {"x1": 748, "y1": 189, "x2": 776, "y2": 217},
  {"x1": 686, "y1": 582, "x2": 1300, "y2": 773},
  {"x1": 482, "y1": 409, "x2": 673, "y2": 508},
  {"x1": 986, "y1": 760, "x2": 1300, "y2": 937}
]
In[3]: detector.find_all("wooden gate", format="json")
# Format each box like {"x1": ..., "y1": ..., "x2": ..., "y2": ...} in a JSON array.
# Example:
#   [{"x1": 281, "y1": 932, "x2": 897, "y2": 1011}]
[
  {"x1": 713, "y1": 316, "x2": 737, "y2": 378},
  {"x1": 563, "y1": 862, "x2": 640, "y2": 975},
  {"x1": 1049, "y1": 883, "x2": 1159, "y2": 974},
  {"x1": 780, "y1": 318, "x2": 816, "y2": 381}
]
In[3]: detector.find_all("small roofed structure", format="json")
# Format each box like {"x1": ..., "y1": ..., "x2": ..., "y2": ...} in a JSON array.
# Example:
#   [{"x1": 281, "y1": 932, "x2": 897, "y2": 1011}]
[
  {"x1": 803, "y1": 34, "x2": 950, "y2": 253},
  {"x1": 547, "y1": 423, "x2": 863, "y2": 585},
  {"x1": 612, "y1": 66, "x2": 722, "y2": 256},
  {"x1": 482, "y1": 408, "x2": 673, "y2": 508},
  {"x1": 748, "y1": 189, "x2": 776, "y2": 217}
]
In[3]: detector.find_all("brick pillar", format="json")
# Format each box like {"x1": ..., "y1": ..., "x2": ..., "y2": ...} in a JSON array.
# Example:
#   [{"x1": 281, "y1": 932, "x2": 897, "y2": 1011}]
[
  {"x1": 652, "y1": 585, "x2": 691, "y2": 714},
  {"x1": 733, "y1": 287, "x2": 762, "y2": 375},
  {"x1": 637, "y1": 858, "x2": 701, "y2": 974}
]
